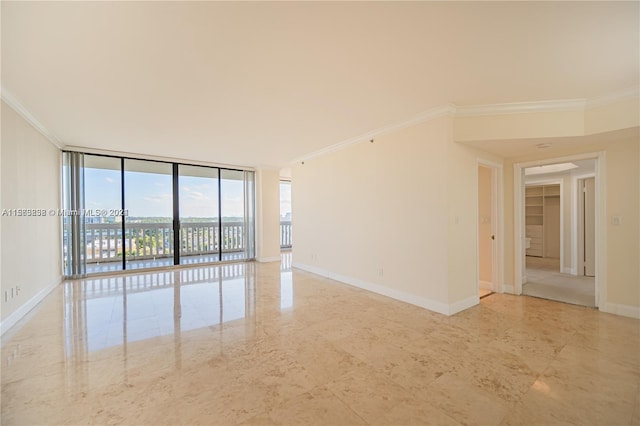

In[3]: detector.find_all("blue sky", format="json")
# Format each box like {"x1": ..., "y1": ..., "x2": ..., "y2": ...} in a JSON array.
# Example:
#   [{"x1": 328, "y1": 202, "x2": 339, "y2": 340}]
[
  {"x1": 85, "y1": 168, "x2": 245, "y2": 218},
  {"x1": 280, "y1": 181, "x2": 291, "y2": 217}
]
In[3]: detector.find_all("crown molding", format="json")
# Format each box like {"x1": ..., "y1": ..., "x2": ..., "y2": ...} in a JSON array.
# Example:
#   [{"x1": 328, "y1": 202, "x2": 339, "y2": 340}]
[
  {"x1": 1, "y1": 86, "x2": 64, "y2": 149},
  {"x1": 455, "y1": 86, "x2": 639, "y2": 117},
  {"x1": 454, "y1": 98, "x2": 587, "y2": 117},
  {"x1": 290, "y1": 104, "x2": 456, "y2": 164},
  {"x1": 586, "y1": 86, "x2": 639, "y2": 109}
]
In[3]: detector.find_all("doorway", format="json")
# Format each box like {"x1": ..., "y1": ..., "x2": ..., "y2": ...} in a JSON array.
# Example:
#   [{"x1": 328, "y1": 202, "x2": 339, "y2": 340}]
[
  {"x1": 516, "y1": 157, "x2": 598, "y2": 308},
  {"x1": 477, "y1": 160, "x2": 503, "y2": 298}
]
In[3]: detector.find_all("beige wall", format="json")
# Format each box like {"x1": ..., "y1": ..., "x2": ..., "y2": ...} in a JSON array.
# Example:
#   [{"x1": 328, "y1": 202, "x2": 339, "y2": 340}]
[
  {"x1": 293, "y1": 98, "x2": 638, "y2": 317},
  {"x1": 256, "y1": 168, "x2": 281, "y2": 262},
  {"x1": 478, "y1": 166, "x2": 493, "y2": 283},
  {"x1": 1, "y1": 100, "x2": 61, "y2": 323},
  {"x1": 455, "y1": 109, "x2": 584, "y2": 142},
  {"x1": 293, "y1": 115, "x2": 502, "y2": 314},
  {"x1": 504, "y1": 137, "x2": 640, "y2": 312},
  {"x1": 293, "y1": 117, "x2": 450, "y2": 310}
]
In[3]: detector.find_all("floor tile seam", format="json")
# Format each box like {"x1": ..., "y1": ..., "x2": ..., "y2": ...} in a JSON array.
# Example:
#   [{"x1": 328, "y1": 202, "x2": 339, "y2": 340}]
[
  {"x1": 381, "y1": 361, "x2": 447, "y2": 399},
  {"x1": 423, "y1": 373, "x2": 512, "y2": 425},
  {"x1": 555, "y1": 341, "x2": 640, "y2": 371},
  {"x1": 368, "y1": 371, "x2": 464, "y2": 426},
  {"x1": 320, "y1": 383, "x2": 374, "y2": 426}
]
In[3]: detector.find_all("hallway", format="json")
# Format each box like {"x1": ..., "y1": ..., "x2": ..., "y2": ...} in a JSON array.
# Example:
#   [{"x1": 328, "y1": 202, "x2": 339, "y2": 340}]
[{"x1": 524, "y1": 257, "x2": 595, "y2": 308}]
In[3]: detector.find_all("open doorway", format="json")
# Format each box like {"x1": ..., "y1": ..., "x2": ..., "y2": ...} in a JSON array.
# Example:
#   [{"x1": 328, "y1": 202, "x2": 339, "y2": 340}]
[
  {"x1": 477, "y1": 160, "x2": 503, "y2": 299},
  {"x1": 521, "y1": 159, "x2": 596, "y2": 307}
]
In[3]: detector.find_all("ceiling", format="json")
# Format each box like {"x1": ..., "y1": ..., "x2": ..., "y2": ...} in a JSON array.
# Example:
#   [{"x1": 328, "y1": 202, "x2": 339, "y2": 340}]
[
  {"x1": 524, "y1": 159, "x2": 595, "y2": 183},
  {"x1": 2, "y1": 1, "x2": 638, "y2": 169}
]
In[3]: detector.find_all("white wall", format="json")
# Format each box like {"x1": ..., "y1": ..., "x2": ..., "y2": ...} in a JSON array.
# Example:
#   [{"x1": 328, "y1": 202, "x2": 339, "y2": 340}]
[{"x1": 1, "y1": 100, "x2": 62, "y2": 327}]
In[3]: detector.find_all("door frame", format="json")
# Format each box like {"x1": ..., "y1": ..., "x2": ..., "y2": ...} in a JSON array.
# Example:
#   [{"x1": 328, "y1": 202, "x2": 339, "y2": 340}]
[
  {"x1": 514, "y1": 151, "x2": 606, "y2": 308},
  {"x1": 476, "y1": 158, "x2": 504, "y2": 295},
  {"x1": 573, "y1": 172, "x2": 596, "y2": 277}
]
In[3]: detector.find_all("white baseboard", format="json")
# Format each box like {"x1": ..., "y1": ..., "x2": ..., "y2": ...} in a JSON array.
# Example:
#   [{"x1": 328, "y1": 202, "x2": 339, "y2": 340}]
[
  {"x1": 602, "y1": 302, "x2": 640, "y2": 319},
  {"x1": 449, "y1": 295, "x2": 479, "y2": 315},
  {"x1": 257, "y1": 256, "x2": 281, "y2": 263},
  {"x1": 501, "y1": 283, "x2": 516, "y2": 294},
  {"x1": 292, "y1": 262, "x2": 328, "y2": 277},
  {"x1": 1, "y1": 276, "x2": 61, "y2": 336},
  {"x1": 292, "y1": 262, "x2": 477, "y2": 316}
]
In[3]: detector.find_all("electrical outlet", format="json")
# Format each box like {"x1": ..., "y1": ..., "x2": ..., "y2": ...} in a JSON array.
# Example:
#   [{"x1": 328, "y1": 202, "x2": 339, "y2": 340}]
[{"x1": 378, "y1": 268, "x2": 384, "y2": 277}]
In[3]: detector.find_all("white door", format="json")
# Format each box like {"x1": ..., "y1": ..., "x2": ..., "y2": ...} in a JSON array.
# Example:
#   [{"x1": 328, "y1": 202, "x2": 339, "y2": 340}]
[
  {"x1": 478, "y1": 165, "x2": 494, "y2": 291},
  {"x1": 579, "y1": 177, "x2": 596, "y2": 277}
]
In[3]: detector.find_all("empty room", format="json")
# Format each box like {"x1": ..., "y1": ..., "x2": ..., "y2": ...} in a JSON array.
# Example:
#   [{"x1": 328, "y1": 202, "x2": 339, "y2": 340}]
[{"x1": 1, "y1": 2, "x2": 639, "y2": 425}]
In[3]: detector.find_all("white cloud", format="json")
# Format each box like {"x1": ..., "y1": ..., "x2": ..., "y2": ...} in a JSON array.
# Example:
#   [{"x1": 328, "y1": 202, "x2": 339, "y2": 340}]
[
  {"x1": 188, "y1": 191, "x2": 209, "y2": 201},
  {"x1": 143, "y1": 193, "x2": 172, "y2": 203}
]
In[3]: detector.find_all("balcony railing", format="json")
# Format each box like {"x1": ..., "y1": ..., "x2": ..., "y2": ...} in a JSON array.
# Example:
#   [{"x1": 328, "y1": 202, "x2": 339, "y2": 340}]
[
  {"x1": 280, "y1": 221, "x2": 292, "y2": 249},
  {"x1": 83, "y1": 220, "x2": 292, "y2": 264}
]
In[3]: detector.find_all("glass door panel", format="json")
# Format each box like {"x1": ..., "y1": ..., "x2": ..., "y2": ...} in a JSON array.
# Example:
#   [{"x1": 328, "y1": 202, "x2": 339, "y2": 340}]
[
  {"x1": 84, "y1": 155, "x2": 123, "y2": 274},
  {"x1": 279, "y1": 181, "x2": 292, "y2": 249},
  {"x1": 178, "y1": 165, "x2": 220, "y2": 265},
  {"x1": 220, "y1": 170, "x2": 246, "y2": 261},
  {"x1": 124, "y1": 159, "x2": 173, "y2": 270}
]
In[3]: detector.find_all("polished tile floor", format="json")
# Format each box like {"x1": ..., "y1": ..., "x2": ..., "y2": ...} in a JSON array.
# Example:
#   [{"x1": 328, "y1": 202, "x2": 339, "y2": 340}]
[{"x1": 2, "y1": 255, "x2": 639, "y2": 425}]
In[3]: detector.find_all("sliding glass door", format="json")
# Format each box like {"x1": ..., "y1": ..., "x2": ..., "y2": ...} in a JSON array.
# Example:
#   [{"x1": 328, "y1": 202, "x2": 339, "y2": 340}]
[
  {"x1": 84, "y1": 155, "x2": 123, "y2": 274},
  {"x1": 220, "y1": 170, "x2": 246, "y2": 261},
  {"x1": 62, "y1": 151, "x2": 255, "y2": 277},
  {"x1": 124, "y1": 159, "x2": 174, "y2": 270},
  {"x1": 179, "y1": 165, "x2": 220, "y2": 265}
]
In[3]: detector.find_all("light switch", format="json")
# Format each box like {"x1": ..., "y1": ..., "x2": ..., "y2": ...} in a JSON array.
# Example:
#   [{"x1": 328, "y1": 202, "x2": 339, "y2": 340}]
[{"x1": 612, "y1": 216, "x2": 622, "y2": 226}]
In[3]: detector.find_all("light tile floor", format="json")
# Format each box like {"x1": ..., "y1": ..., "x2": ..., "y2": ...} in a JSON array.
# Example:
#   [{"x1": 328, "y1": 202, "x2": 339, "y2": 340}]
[{"x1": 2, "y1": 255, "x2": 638, "y2": 425}]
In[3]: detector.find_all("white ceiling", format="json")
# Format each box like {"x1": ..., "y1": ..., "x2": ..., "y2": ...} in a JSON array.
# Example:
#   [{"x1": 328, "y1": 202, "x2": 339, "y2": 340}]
[
  {"x1": 524, "y1": 159, "x2": 596, "y2": 184},
  {"x1": 2, "y1": 1, "x2": 638, "y2": 168}
]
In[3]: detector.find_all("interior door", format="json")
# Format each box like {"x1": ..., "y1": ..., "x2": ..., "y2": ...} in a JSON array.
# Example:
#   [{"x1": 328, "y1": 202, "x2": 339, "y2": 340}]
[{"x1": 478, "y1": 165, "x2": 493, "y2": 291}]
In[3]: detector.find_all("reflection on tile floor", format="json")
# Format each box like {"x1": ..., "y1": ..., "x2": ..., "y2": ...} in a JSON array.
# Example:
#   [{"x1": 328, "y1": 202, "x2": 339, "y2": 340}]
[
  {"x1": 2, "y1": 253, "x2": 639, "y2": 425},
  {"x1": 86, "y1": 251, "x2": 249, "y2": 274}
]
